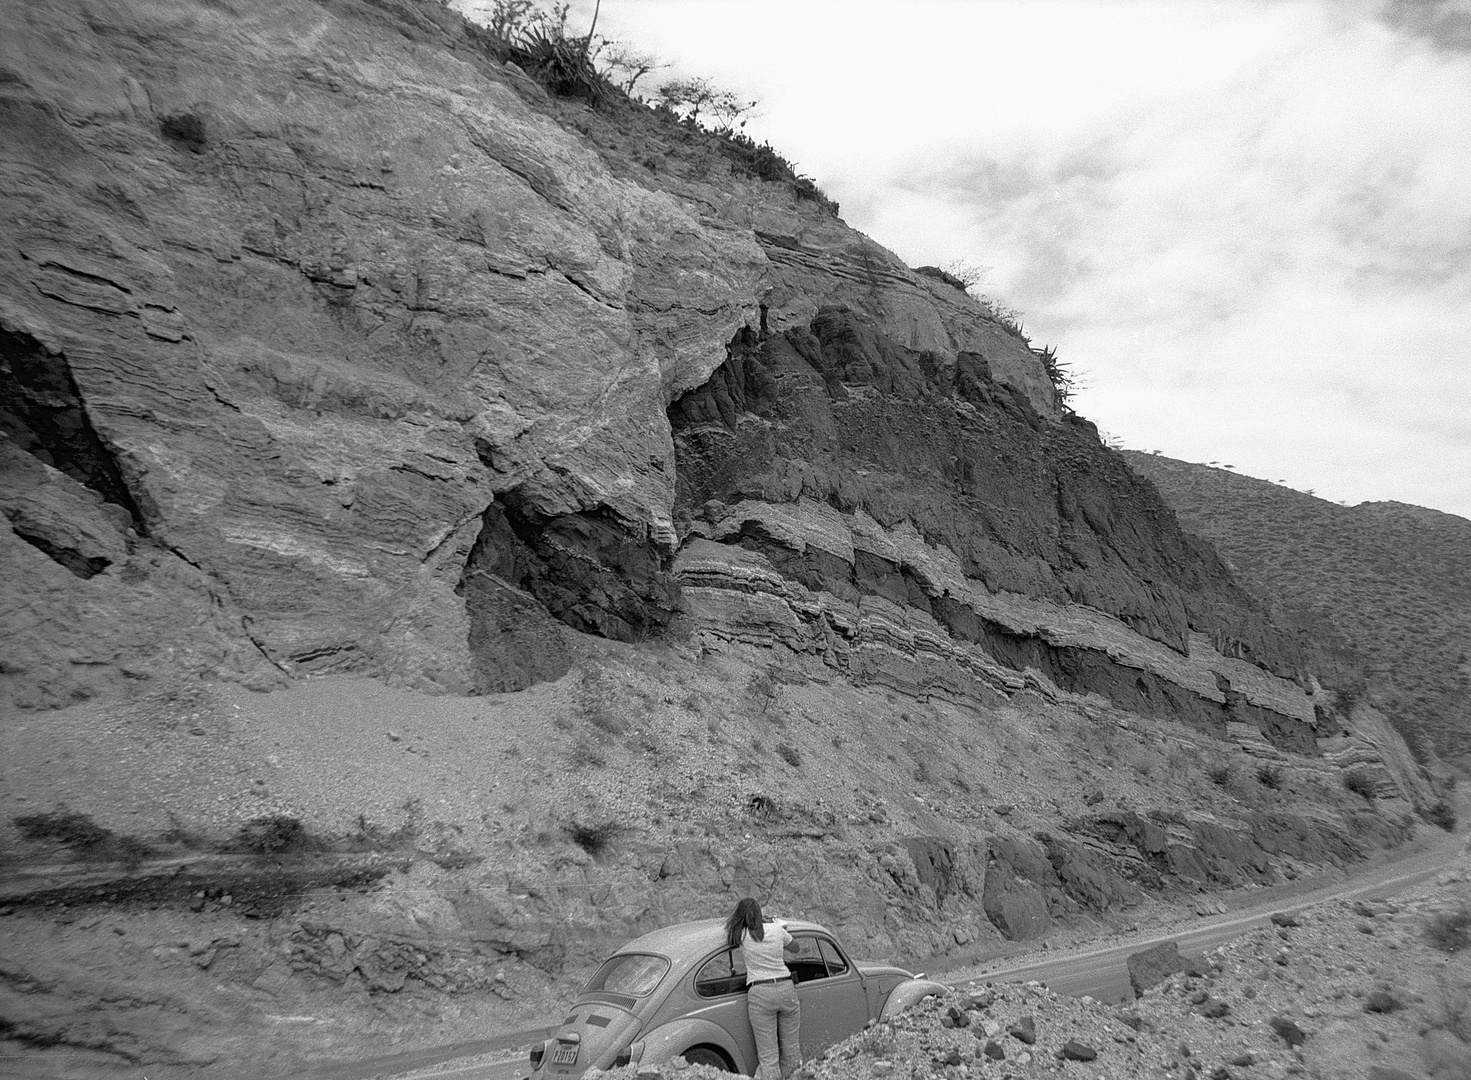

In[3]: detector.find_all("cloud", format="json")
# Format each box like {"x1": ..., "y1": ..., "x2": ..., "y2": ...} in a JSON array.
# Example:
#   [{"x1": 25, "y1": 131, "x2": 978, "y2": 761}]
[{"x1": 1379, "y1": 0, "x2": 1471, "y2": 50}]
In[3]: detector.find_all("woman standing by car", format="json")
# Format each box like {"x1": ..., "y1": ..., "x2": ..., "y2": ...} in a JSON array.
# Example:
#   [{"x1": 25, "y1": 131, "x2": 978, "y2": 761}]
[{"x1": 726, "y1": 897, "x2": 802, "y2": 1080}]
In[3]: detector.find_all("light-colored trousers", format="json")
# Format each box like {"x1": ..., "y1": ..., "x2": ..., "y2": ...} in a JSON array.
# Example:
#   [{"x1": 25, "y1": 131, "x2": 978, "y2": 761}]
[{"x1": 747, "y1": 980, "x2": 801, "y2": 1080}]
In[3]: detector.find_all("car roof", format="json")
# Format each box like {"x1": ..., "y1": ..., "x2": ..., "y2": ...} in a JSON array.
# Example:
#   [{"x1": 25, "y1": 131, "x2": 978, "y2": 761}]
[{"x1": 615, "y1": 918, "x2": 830, "y2": 960}]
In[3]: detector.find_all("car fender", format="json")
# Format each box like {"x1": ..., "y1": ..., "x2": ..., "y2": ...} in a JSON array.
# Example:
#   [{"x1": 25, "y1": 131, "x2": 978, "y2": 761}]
[
  {"x1": 879, "y1": 978, "x2": 947, "y2": 1021},
  {"x1": 638, "y1": 1016, "x2": 748, "y2": 1072}
]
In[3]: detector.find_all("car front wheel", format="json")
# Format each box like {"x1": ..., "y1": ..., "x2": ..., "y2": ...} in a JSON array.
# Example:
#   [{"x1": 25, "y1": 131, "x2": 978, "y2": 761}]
[{"x1": 681, "y1": 1046, "x2": 734, "y2": 1071}]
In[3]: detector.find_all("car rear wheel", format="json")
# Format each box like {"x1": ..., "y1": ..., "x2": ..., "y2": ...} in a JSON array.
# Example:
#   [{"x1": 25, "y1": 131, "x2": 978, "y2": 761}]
[{"x1": 681, "y1": 1046, "x2": 734, "y2": 1071}]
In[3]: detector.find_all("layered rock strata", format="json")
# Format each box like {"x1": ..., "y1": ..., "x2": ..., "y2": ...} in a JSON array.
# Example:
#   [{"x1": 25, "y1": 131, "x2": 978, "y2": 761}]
[
  {"x1": 668, "y1": 311, "x2": 1332, "y2": 755},
  {"x1": 0, "y1": 0, "x2": 774, "y2": 706}
]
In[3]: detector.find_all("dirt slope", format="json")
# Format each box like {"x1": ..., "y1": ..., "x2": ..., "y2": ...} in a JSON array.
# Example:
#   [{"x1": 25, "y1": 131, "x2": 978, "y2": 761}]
[{"x1": 1124, "y1": 452, "x2": 1471, "y2": 770}]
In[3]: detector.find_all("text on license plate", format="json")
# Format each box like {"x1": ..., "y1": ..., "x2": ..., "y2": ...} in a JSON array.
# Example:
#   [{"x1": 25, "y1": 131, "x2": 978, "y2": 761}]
[{"x1": 551, "y1": 1044, "x2": 579, "y2": 1065}]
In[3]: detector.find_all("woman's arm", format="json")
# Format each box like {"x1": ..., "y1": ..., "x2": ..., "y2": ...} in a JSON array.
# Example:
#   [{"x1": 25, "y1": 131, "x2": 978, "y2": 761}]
[{"x1": 778, "y1": 925, "x2": 799, "y2": 956}]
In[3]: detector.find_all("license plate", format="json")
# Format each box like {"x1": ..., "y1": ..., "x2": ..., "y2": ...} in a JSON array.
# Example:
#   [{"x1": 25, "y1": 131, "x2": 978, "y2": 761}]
[{"x1": 551, "y1": 1044, "x2": 578, "y2": 1066}]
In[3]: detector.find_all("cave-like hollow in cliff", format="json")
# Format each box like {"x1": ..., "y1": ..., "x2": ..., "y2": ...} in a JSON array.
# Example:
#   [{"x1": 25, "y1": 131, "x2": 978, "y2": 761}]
[
  {"x1": 0, "y1": 326, "x2": 148, "y2": 577},
  {"x1": 455, "y1": 491, "x2": 682, "y2": 694}
]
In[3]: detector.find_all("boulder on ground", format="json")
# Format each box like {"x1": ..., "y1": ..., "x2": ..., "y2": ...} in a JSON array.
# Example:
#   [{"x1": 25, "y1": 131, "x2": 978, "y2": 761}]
[{"x1": 1127, "y1": 940, "x2": 1190, "y2": 997}]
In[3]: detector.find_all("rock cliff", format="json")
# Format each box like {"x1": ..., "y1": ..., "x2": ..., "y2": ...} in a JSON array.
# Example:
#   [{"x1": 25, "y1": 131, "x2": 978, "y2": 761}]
[
  {"x1": 4, "y1": 0, "x2": 1325, "y2": 750},
  {"x1": 1, "y1": 0, "x2": 766, "y2": 706}
]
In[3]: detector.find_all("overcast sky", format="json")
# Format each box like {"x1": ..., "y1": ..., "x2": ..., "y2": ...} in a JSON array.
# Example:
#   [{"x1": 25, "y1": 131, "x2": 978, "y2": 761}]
[{"x1": 459, "y1": 0, "x2": 1471, "y2": 520}]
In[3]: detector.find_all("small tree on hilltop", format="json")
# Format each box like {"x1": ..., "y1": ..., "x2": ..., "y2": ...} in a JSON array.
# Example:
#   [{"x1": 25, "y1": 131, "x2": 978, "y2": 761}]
[
  {"x1": 656, "y1": 76, "x2": 756, "y2": 131},
  {"x1": 940, "y1": 259, "x2": 990, "y2": 293},
  {"x1": 598, "y1": 42, "x2": 664, "y2": 94}
]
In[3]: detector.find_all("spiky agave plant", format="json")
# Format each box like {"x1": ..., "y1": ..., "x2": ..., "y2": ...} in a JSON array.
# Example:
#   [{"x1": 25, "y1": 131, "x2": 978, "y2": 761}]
[
  {"x1": 1035, "y1": 343, "x2": 1075, "y2": 409},
  {"x1": 516, "y1": 26, "x2": 604, "y2": 102}
]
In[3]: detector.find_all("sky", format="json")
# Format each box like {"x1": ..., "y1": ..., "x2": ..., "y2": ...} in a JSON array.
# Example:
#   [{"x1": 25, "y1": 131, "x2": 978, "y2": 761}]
[{"x1": 459, "y1": 0, "x2": 1471, "y2": 520}]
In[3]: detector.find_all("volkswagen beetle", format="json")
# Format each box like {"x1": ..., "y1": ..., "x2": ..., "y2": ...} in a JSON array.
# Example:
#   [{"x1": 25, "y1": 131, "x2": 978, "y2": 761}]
[{"x1": 526, "y1": 918, "x2": 946, "y2": 1076}]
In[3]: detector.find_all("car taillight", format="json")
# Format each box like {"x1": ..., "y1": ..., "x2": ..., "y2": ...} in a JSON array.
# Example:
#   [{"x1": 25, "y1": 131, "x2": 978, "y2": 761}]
[{"x1": 616, "y1": 1040, "x2": 645, "y2": 1068}]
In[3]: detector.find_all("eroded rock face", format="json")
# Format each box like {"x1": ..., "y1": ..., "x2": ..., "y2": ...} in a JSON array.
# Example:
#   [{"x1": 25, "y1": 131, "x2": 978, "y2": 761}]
[
  {"x1": 668, "y1": 313, "x2": 1328, "y2": 751},
  {"x1": 0, "y1": 0, "x2": 765, "y2": 705}
]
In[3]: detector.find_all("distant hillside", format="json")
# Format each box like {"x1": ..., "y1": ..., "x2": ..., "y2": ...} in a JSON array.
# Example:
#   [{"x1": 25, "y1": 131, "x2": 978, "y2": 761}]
[{"x1": 1124, "y1": 452, "x2": 1471, "y2": 769}]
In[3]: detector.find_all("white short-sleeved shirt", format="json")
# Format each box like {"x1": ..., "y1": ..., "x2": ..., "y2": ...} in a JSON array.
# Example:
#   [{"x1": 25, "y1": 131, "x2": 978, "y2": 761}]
[{"x1": 740, "y1": 922, "x2": 793, "y2": 984}]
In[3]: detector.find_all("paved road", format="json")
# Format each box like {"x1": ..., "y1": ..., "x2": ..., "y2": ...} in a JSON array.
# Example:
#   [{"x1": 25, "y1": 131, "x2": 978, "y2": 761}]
[
  {"x1": 945, "y1": 832, "x2": 1464, "y2": 1002},
  {"x1": 305, "y1": 826, "x2": 1466, "y2": 1080}
]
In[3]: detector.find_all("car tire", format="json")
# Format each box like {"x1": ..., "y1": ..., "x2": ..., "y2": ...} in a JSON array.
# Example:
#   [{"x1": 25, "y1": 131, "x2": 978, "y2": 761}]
[{"x1": 681, "y1": 1046, "x2": 733, "y2": 1071}]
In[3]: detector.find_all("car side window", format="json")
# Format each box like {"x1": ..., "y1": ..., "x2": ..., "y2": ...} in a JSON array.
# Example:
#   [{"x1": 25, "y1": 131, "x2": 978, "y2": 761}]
[
  {"x1": 817, "y1": 937, "x2": 849, "y2": 977},
  {"x1": 694, "y1": 948, "x2": 748, "y2": 998},
  {"x1": 787, "y1": 934, "x2": 831, "y2": 984}
]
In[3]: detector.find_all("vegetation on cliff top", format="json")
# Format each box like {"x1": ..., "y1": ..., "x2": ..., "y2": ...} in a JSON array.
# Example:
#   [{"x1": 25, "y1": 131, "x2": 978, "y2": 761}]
[{"x1": 454, "y1": 0, "x2": 839, "y2": 213}]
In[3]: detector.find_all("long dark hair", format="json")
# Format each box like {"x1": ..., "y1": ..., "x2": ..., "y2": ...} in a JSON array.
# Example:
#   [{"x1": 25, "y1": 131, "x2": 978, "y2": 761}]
[{"x1": 725, "y1": 897, "x2": 764, "y2": 949}]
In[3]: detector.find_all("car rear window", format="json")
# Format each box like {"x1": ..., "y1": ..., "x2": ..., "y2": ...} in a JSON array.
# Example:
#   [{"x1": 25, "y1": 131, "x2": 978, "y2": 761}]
[{"x1": 584, "y1": 953, "x2": 670, "y2": 998}]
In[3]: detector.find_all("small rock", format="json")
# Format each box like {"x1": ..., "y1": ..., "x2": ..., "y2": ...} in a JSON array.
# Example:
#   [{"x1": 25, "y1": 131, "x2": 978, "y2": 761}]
[
  {"x1": 963, "y1": 990, "x2": 994, "y2": 1010},
  {"x1": 1014, "y1": 1052, "x2": 1031, "y2": 1067},
  {"x1": 1270, "y1": 912, "x2": 1299, "y2": 928},
  {"x1": 982, "y1": 1019, "x2": 1002, "y2": 1038},
  {"x1": 1118, "y1": 1012, "x2": 1143, "y2": 1031},
  {"x1": 994, "y1": 805, "x2": 1013, "y2": 816},
  {"x1": 983, "y1": 1041, "x2": 1005, "y2": 1061},
  {"x1": 1199, "y1": 999, "x2": 1230, "y2": 1019},
  {"x1": 1008, "y1": 1015, "x2": 1036, "y2": 1045},
  {"x1": 1268, "y1": 1016, "x2": 1306, "y2": 1048},
  {"x1": 1189, "y1": 990, "x2": 1210, "y2": 1005},
  {"x1": 1210, "y1": 1068, "x2": 1232, "y2": 1080},
  {"x1": 1357, "y1": 922, "x2": 1375, "y2": 935},
  {"x1": 871, "y1": 1062, "x2": 894, "y2": 1077},
  {"x1": 946, "y1": 1005, "x2": 970, "y2": 1028},
  {"x1": 387, "y1": 730, "x2": 402, "y2": 742},
  {"x1": 1058, "y1": 1040, "x2": 1097, "y2": 1062},
  {"x1": 190, "y1": 726, "x2": 206, "y2": 736},
  {"x1": 1230, "y1": 1051, "x2": 1255, "y2": 1067},
  {"x1": 1366, "y1": 1067, "x2": 1423, "y2": 1080},
  {"x1": 1364, "y1": 990, "x2": 1398, "y2": 1013},
  {"x1": 1274, "y1": 951, "x2": 1289, "y2": 966}
]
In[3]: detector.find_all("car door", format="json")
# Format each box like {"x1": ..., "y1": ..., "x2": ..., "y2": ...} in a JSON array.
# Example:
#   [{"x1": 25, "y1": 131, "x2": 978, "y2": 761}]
[
  {"x1": 790, "y1": 933, "x2": 869, "y2": 1058},
  {"x1": 686, "y1": 946, "x2": 758, "y2": 1072}
]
